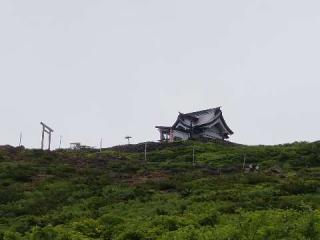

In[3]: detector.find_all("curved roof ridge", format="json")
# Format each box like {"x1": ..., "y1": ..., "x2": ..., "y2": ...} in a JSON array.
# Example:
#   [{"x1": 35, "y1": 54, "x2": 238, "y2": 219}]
[{"x1": 183, "y1": 107, "x2": 220, "y2": 116}]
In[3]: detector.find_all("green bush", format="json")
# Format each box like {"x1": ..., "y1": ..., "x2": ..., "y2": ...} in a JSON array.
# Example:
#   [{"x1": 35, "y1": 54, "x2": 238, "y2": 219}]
[
  {"x1": 198, "y1": 211, "x2": 219, "y2": 226},
  {"x1": 0, "y1": 142, "x2": 320, "y2": 239},
  {"x1": 280, "y1": 179, "x2": 318, "y2": 195}
]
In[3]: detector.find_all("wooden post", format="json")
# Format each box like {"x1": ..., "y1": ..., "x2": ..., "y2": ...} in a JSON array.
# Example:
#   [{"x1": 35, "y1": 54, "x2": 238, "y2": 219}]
[
  {"x1": 144, "y1": 143, "x2": 147, "y2": 161},
  {"x1": 40, "y1": 122, "x2": 54, "y2": 150},
  {"x1": 41, "y1": 126, "x2": 45, "y2": 150},
  {"x1": 160, "y1": 130, "x2": 164, "y2": 141},
  {"x1": 192, "y1": 147, "x2": 195, "y2": 166},
  {"x1": 48, "y1": 132, "x2": 52, "y2": 150},
  {"x1": 242, "y1": 154, "x2": 246, "y2": 170}
]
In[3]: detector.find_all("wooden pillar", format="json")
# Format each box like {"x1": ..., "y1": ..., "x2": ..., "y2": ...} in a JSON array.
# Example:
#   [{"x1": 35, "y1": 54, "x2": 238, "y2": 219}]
[
  {"x1": 40, "y1": 122, "x2": 54, "y2": 151},
  {"x1": 169, "y1": 129, "x2": 173, "y2": 142},
  {"x1": 144, "y1": 143, "x2": 147, "y2": 161},
  {"x1": 48, "y1": 132, "x2": 52, "y2": 150},
  {"x1": 160, "y1": 130, "x2": 164, "y2": 141},
  {"x1": 41, "y1": 126, "x2": 45, "y2": 150}
]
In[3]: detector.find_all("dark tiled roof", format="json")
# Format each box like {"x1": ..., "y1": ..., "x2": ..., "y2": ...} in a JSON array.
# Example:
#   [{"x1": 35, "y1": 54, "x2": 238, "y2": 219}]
[
  {"x1": 156, "y1": 107, "x2": 233, "y2": 136},
  {"x1": 182, "y1": 107, "x2": 220, "y2": 117},
  {"x1": 155, "y1": 126, "x2": 171, "y2": 130}
]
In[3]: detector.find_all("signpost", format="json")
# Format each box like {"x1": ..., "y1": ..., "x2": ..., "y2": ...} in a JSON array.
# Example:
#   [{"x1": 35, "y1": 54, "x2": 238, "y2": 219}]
[{"x1": 125, "y1": 136, "x2": 132, "y2": 145}]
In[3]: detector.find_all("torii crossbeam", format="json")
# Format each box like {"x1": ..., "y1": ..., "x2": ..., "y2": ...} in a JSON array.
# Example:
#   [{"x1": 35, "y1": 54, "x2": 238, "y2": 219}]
[{"x1": 40, "y1": 122, "x2": 54, "y2": 150}]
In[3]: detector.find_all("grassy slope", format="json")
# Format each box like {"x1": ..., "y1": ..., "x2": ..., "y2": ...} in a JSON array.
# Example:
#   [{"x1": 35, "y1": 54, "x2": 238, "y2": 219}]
[{"x1": 0, "y1": 141, "x2": 320, "y2": 239}]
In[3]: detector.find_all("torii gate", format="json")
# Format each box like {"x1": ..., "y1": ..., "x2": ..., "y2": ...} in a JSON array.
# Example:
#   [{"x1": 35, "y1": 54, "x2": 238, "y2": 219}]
[{"x1": 40, "y1": 122, "x2": 54, "y2": 150}]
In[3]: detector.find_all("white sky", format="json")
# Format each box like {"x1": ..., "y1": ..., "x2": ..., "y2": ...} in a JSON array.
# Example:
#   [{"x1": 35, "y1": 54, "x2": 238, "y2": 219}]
[{"x1": 1, "y1": 0, "x2": 320, "y2": 148}]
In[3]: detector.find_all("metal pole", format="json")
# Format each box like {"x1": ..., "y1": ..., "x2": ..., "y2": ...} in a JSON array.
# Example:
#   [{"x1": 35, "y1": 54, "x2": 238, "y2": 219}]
[
  {"x1": 100, "y1": 138, "x2": 103, "y2": 152},
  {"x1": 19, "y1": 132, "x2": 22, "y2": 147},
  {"x1": 59, "y1": 135, "x2": 62, "y2": 149}
]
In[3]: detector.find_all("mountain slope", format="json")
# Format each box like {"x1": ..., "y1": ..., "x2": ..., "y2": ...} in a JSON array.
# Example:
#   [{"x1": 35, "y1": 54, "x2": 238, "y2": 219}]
[{"x1": 0, "y1": 141, "x2": 320, "y2": 239}]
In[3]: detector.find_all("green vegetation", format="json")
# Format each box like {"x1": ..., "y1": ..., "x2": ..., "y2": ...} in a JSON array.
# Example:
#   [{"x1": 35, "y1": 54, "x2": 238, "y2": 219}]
[{"x1": 0, "y1": 140, "x2": 320, "y2": 239}]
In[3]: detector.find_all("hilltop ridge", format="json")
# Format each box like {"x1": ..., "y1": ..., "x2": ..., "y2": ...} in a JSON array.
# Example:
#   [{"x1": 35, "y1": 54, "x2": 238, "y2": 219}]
[{"x1": 0, "y1": 140, "x2": 320, "y2": 239}]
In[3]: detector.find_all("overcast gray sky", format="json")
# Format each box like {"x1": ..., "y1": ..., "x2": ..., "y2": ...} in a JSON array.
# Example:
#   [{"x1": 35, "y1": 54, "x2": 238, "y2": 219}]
[{"x1": 1, "y1": 0, "x2": 320, "y2": 148}]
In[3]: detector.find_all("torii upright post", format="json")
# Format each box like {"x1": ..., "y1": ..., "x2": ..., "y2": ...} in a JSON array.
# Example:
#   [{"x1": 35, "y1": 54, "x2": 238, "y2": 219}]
[{"x1": 40, "y1": 122, "x2": 54, "y2": 150}]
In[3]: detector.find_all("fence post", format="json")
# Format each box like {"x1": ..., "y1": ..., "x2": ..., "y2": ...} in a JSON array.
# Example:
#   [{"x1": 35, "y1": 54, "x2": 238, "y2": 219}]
[
  {"x1": 192, "y1": 147, "x2": 195, "y2": 166},
  {"x1": 242, "y1": 154, "x2": 246, "y2": 170},
  {"x1": 145, "y1": 143, "x2": 147, "y2": 161}
]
